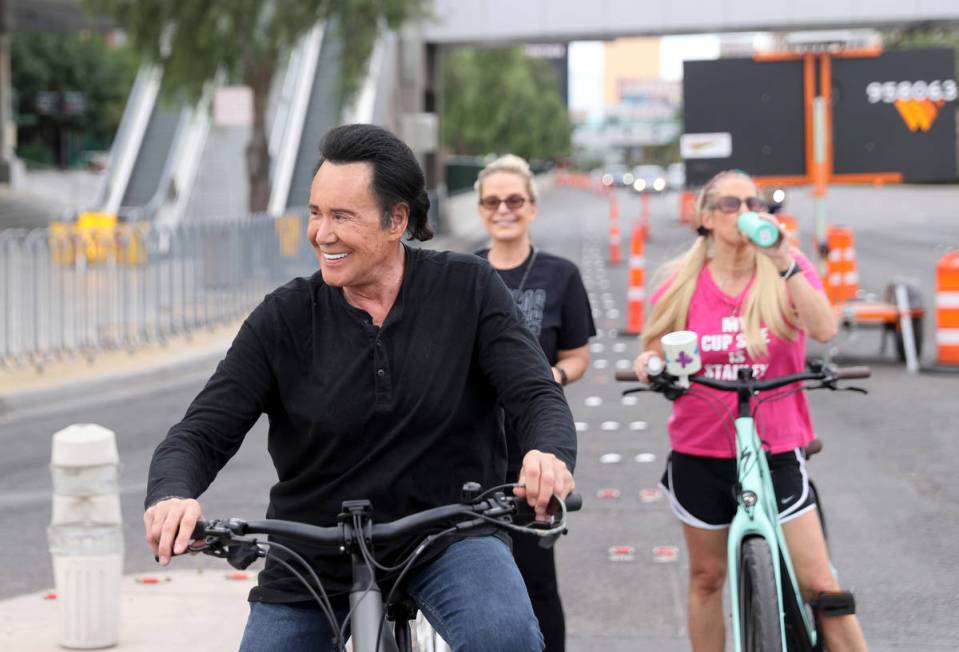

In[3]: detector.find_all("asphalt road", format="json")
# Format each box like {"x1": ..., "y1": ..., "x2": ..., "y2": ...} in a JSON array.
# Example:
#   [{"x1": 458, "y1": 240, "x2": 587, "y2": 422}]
[{"x1": 1, "y1": 183, "x2": 957, "y2": 650}]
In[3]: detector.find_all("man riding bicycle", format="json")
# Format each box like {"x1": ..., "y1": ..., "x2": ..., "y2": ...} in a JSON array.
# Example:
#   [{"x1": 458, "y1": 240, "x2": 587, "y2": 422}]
[{"x1": 143, "y1": 124, "x2": 576, "y2": 651}]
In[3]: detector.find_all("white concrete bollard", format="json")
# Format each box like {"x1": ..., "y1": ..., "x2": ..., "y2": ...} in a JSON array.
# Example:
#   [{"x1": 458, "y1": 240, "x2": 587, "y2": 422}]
[{"x1": 47, "y1": 424, "x2": 123, "y2": 649}]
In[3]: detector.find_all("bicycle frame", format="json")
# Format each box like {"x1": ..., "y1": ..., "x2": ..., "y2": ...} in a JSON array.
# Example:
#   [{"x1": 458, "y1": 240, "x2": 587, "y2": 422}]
[
  {"x1": 726, "y1": 414, "x2": 817, "y2": 652},
  {"x1": 190, "y1": 487, "x2": 579, "y2": 652},
  {"x1": 618, "y1": 351, "x2": 868, "y2": 652}
]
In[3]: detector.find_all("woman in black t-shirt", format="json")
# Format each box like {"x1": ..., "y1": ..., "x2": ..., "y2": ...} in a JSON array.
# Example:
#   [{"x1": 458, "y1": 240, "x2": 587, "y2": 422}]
[{"x1": 474, "y1": 154, "x2": 595, "y2": 652}]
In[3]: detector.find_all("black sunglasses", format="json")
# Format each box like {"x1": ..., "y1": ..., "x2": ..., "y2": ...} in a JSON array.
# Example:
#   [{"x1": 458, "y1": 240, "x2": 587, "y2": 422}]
[
  {"x1": 710, "y1": 195, "x2": 765, "y2": 214},
  {"x1": 479, "y1": 194, "x2": 528, "y2": 211}
]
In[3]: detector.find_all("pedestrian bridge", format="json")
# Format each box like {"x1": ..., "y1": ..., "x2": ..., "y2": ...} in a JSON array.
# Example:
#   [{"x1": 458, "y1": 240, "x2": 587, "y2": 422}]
[{"x1": 424, "y1": 0, "x2": 959, "y2": 43}]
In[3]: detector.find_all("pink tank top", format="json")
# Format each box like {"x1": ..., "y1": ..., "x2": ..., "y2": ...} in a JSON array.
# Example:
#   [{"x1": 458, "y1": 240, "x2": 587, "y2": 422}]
[{"x1": 651, "y1": 252, "x2": 824, "y2": 458}]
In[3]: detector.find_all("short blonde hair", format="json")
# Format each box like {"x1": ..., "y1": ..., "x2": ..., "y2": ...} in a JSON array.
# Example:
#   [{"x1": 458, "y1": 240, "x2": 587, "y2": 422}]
[{"x1": 474, "y1": 154, "x2": 539, "y2": 203}]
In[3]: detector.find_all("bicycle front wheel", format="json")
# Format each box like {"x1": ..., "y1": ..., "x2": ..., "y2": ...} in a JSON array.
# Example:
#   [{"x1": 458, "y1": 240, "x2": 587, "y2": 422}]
[{"x1": 739, "y1": 537, "x2": 784, "y2": 652}]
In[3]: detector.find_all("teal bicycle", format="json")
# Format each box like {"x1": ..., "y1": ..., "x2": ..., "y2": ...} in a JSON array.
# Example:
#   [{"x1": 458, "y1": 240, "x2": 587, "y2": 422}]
[{"x1": 617, "y1": 351, "x2": 869, "y2": 651}]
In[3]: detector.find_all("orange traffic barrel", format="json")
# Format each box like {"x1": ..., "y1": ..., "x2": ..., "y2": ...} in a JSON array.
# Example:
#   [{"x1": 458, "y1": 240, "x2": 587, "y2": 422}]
[
  {"x1": 824, "y1": 226, "x2": 859, "y2": 304},
  {"x1": 623, "y1": 222, "x2": 646, "y2": 335},
  {"x1": 936, "y1": 251, "x2": 959, "y2": 365}
]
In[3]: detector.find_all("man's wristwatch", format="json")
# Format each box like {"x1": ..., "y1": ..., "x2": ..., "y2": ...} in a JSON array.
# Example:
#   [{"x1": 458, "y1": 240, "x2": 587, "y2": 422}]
[
  {"x1": 554, "y1": 366, "x2": 568, "y2": 386},
  {"x1": 779, "y1": 258, "x2": 801, "y2": 281}
]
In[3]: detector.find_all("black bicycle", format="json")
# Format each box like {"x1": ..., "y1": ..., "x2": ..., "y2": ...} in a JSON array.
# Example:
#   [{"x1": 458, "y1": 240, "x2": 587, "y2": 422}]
[{"x1": 183, "y1": 482, "x2": 582, "y2": 652}]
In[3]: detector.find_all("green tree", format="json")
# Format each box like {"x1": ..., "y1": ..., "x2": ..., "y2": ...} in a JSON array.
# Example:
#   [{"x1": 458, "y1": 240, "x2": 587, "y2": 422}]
[
  {"x1": 86, "y1": 0, "x2": 426, "y2": 212},
  {"x1": 443, "y1": 47, "x2": 571, "y2": 161},
  {"x1": 11, "y1": 32, "x2": 138, "y2": 167}
]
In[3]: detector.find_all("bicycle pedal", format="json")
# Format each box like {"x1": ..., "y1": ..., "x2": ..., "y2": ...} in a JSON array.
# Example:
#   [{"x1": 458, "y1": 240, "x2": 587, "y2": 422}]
[{"x1": 812, "y1": 590, "x2": 856, "y2": 616}]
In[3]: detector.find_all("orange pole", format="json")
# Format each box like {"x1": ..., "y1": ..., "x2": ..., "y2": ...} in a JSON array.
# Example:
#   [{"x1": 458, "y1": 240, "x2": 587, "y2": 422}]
[
  {"x1": 804, "y1": 54, "x2": 815, "y2": 185},
  {"x1": 820, "y1": 54, "x2": 833, "y2": 181}
]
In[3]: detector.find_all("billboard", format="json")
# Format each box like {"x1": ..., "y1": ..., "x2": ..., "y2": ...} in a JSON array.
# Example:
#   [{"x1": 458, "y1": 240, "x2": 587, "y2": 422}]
[
  {"x1": 682, "y1": 48, "x2": 957, "y2": 186},
  {"x1": 683, "y1": 58, "x2": 806, "y2": 186},
  {"x1": 832, "y1": 49, "x2": 956, "y2": 182}
]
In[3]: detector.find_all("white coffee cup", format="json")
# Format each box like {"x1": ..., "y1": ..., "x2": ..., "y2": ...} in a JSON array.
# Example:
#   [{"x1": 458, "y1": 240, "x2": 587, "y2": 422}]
[{"x1": 661, "y1": 330, "x2": 702, "y2": 379}]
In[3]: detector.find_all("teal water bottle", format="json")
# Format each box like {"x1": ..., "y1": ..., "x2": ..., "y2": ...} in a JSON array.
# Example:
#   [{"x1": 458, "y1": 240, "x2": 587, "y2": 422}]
[{"x1": 737, "y1": 212, "x2": 781, "y2": 248}]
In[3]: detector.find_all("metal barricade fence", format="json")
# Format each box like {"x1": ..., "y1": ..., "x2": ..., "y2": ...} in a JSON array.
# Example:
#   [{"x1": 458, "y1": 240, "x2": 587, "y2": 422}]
[{"x1": 0, "y1": 214, "x2": 316, "y2": 371}]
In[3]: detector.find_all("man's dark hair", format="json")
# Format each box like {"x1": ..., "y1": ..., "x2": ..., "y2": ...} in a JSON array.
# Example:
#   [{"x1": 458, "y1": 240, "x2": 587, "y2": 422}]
[{"x1": 316, "y1": 124, "x2": 433, "y2": 241}]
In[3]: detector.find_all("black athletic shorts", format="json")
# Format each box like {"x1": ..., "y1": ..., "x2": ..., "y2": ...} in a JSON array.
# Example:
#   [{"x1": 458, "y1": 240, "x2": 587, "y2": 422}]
[{"x1": 659, "y1": 448, "x2": 818, "y2": 529}]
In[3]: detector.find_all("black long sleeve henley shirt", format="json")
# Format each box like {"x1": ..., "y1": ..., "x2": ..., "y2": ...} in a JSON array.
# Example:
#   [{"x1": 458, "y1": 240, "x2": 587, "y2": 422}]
[{"x1": 145, "y1": 246, "x2": 577, "y2": 602}]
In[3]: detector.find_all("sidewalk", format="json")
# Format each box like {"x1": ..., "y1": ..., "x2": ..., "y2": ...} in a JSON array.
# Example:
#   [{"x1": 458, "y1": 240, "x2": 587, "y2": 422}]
[{"x1": 0, "y1": 569, "x2": 254, "y2": 651}]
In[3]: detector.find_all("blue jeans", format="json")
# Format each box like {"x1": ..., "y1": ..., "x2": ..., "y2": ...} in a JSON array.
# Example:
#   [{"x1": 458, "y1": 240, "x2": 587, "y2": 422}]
[{"x1": 239, "y1": 535, "x2": 543, "y2": 651}]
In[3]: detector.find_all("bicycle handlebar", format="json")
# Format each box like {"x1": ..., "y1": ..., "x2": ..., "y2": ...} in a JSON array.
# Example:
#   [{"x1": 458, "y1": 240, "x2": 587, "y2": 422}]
[
  {"x1": 834, "y1": 366, "x2": 871, "y2": 379},
  {"x1": 191, "y1": 491, "x2": 583, "y2": 550},
  {"x1": 615, "y1": 361, "x2": 870, "y2": 394}
]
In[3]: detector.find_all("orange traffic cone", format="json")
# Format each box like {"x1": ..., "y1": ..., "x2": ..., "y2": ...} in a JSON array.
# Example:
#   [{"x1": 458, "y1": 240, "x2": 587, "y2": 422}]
[
  {"x1": 824, "y1": 226, "x2": 859, "y2": 304},
  {"x1": 623, "y1": 222, "x2": 646, "y2": 335},
  {"x1": 678, "y1": 191, "x2": 696, "y2": 226},
  {"x1": 608, "y1": 193, "x2": 622, "y2": 266},
  {"x1": 936, "y1": 250, "x2": 959, "y2": 366}
]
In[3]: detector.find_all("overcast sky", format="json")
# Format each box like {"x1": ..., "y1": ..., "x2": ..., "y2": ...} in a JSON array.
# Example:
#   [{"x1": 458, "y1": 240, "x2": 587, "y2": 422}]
[{"x1": 568, "y1": 35, "x2": 722, "y2": 118}]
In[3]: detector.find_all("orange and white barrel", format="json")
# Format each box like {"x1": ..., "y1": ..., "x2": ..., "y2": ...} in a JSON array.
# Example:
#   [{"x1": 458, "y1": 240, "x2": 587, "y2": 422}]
[
  {"x1": 824, "y1": 226, "x2": 859, "y2": 304},
  {"x1": 936, "y1": 250, "x2": 959, "y2": 365}
]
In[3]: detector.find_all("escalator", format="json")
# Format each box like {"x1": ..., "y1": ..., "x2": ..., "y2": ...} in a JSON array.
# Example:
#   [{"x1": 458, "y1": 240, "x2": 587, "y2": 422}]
[{"x1": 283, "y1": 26, "x2": 344, "y2": 211}]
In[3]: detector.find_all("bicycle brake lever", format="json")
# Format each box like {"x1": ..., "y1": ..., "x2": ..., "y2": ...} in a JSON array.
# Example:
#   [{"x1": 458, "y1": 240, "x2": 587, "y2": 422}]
[
  {"x1": 840, "y1": 386, "x2": 868, "y2": 394},
  {"x1": 621, "y1": 386, "x2": 649, "y2": 396}
]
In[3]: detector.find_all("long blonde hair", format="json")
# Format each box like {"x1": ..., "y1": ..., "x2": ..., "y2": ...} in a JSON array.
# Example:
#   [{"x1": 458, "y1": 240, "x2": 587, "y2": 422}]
[{"x1": 642, "y1": 170, "x2": 797, "y2": 359}]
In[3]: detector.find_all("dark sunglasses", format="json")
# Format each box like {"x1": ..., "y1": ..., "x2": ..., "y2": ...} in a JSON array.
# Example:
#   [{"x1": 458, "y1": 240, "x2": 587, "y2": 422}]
[
  {"x1": 479, "y1": 194, "x2": 528, "y2": 210},
  {"x1": 710, "y1": 195, "x2": 765, "y2": 214}
]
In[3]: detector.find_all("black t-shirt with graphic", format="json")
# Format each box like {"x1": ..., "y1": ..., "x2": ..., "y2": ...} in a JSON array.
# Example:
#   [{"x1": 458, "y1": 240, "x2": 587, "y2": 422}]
[{"x1": 476, "y1": 246, "x2": 595, "y2": 473}]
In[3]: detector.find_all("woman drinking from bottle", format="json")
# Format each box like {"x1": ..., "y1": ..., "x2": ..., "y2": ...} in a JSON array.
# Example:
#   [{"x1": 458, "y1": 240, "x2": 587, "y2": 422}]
[{"x1": 631, "y1": 169, "x2": 867, "y2": 651}]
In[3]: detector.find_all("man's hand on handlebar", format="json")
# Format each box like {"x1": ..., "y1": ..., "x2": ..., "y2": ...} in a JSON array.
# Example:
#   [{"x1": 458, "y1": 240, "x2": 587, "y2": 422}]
[
  {"x1": 515, "y1": 450, "x2": 575, "y2": 522},
  {"x1": 144, "y1": 497, "x2": 204, "y2": 566}
]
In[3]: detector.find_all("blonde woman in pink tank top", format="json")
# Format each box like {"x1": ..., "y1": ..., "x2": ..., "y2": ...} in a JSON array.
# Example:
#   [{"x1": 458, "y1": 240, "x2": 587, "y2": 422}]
[{"x1": 631, "y1": 170, "x2": 867, "y2": 651}]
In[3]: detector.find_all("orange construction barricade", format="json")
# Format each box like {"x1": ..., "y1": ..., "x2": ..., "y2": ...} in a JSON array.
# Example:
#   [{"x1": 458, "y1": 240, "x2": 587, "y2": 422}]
[
  {"x1": 623, "y1": 223, "x2": 646, "y2": 335},
  {"x1": 936, "y1": 251, "x2": 959, "y2": 365},
  {"x1": 824, "y1": 226, "x2": 859, "y2": 304}
]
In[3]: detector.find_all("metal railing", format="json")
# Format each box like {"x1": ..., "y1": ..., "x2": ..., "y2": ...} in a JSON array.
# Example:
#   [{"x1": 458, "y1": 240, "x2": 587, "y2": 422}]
[{"x1": 0, "y1": 215, "x2": 315, "y2": 371}]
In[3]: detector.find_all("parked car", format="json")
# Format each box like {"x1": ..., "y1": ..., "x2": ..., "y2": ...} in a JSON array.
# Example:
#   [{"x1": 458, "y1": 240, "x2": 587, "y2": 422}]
[
  {"x1": 631, "y1": 164, "x2": 667, "y2": 193},
  {"x1": 599, "y1": 164, "x2": 634, "y2": 188},
  {"x1": 666, "y1": 162, "x2": 686, "y2": 191}
]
